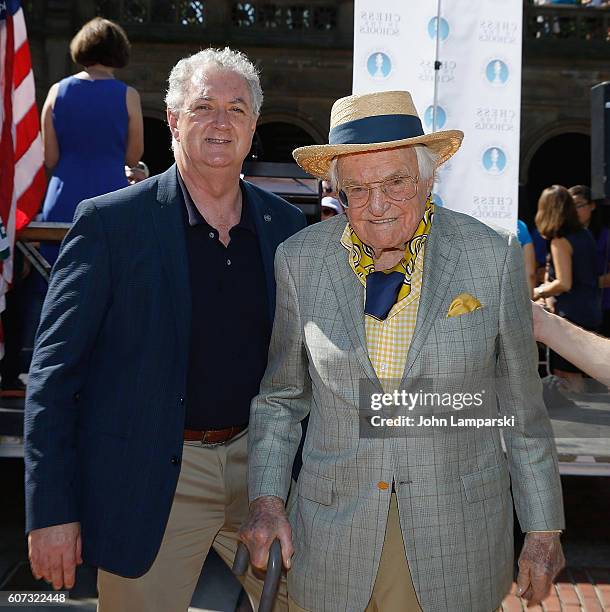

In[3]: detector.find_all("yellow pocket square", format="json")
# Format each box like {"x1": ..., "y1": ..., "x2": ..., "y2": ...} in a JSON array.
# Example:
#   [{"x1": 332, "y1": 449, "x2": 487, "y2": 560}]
[{"x1": 447, "y1": 293, "x2": 482, "y2": 318}]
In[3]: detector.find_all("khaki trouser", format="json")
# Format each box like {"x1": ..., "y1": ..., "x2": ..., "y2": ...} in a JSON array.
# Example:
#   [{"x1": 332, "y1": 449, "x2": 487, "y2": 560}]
[
  {"x1": 288, "y1": 492, "x2": 422, "y2": 612},
  {"x1": 97, "y1": 430, "x2": 287, "y2": 612}
]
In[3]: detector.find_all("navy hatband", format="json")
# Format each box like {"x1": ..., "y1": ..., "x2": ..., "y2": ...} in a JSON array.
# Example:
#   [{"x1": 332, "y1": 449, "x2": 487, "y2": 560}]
[{"x1": 329, "y1": 114, "x2": 424, "y2": 146}]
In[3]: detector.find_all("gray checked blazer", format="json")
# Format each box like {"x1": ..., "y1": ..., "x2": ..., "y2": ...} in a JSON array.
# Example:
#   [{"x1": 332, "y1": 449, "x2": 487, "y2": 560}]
[{"x1": 248, "y1": 207, "x2": 564, "y2": 612}]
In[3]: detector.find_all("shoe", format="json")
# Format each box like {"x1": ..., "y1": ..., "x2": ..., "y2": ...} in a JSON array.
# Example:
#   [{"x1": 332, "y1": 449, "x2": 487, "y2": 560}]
[{"x1": 0, "y1": 378, "x2": 26, "y2": 397}]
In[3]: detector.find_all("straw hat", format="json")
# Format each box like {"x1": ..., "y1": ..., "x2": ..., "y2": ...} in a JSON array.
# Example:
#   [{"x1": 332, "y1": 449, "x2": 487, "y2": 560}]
[{"x1": 293, "y1": 91, "x2": 463, "y2": 179}]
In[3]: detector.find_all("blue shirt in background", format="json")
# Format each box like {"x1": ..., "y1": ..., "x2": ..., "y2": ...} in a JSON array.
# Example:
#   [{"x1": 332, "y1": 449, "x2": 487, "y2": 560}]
[{"x1": 517, "y1": 219, "x2": 533, "y2": 247}]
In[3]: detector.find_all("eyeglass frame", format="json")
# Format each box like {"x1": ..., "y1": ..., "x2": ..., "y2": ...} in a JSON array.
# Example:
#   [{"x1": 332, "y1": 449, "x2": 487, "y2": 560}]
[{"x1": 337, "y1": 174, "x2": 419, "y2": 209}]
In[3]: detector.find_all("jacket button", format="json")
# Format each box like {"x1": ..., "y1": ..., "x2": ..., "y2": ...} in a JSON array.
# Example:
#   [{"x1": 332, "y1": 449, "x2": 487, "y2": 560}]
[
  {"x1": 179, "y1": 397, "x2": 184, "y2": 406},
  {"x1": 74, "y1": 392, "x2": 80, "y2": 402},
  {"x1": 377, "y1": 481, "x2": 390, "y2": 490},
  {"x1": 170, "y1": 456, "x2": 180, "y2": 465}
]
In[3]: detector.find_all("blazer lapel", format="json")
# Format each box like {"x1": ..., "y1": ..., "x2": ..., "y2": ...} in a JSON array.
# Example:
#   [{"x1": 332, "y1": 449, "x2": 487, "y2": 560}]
[
  {"x1": 402, "y1": 208, "x2": 461, "y2": 381},
  {"x1": 150, "y1": 165, "x2": 191, "y2": 354},
  {"x1": 328, "y1": 244, "x2": 381, "y2": 390},
  {"x1": 244, "y1": 181, "x2": 276, "y2": 323}
]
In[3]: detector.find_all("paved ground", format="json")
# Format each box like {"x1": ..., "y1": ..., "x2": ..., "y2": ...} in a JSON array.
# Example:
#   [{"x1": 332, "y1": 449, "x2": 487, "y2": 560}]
[
  {"x1": 1, "y1": 457, "x2": 609, "y2": 611},
  {"x1": 501, "y1": 568, "x2": 610, "y2": 611}
]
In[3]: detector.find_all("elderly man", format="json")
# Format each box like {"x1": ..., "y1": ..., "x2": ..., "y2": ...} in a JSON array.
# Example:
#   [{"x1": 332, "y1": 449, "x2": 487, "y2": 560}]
[
  {"x1": 240, "y1": 91, "x2": 565, "y2": 612},
  {"x1": 25, "y1": 47, "x2": 305, "y2": 611}
]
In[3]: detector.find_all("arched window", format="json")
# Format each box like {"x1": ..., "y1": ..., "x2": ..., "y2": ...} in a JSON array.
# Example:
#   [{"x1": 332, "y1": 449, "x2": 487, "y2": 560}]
[
  {"x1": 230, "y1": 3, "x2": 337, "y2": 30},
  {"x1": 95, "y1": 1, "x2": 207, "y2": 26}
]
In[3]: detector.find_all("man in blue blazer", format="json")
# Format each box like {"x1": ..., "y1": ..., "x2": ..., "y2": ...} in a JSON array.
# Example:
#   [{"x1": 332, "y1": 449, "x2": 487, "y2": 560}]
[{"x1": 24, "y1": 47, "x2": 305, "y2": 611}]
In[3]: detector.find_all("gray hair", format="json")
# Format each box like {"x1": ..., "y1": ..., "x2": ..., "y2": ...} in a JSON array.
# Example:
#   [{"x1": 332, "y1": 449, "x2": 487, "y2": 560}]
[
  {"x1": 328, "y1": 145, "x2": 439, "y2": 192},
  {"x1": 165, "y1": 47, "x2": 263, "y2": 116}
]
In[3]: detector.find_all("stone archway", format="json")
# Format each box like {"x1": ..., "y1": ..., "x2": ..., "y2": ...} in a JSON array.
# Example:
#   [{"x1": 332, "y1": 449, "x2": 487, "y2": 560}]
[
  {"x1": 142, "y1": 115, "x2": 174, "y2": 176},
  {"x1": 253, "y1": 121, "x2": 319, "y2": 163},
  {"x1": 522, "y1": 130, "x2": 591, "y2": 222}
]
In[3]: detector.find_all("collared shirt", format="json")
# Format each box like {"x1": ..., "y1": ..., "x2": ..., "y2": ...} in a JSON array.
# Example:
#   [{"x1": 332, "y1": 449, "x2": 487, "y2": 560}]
[
  {"x1": 178, "y1": 171, "x2": 271, "y2": 430},
  {"x1": 340, "y1": 223, "x2": 425, "y2": 390}
]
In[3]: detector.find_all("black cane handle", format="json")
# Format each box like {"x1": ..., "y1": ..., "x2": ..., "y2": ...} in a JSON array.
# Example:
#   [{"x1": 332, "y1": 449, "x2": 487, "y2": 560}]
[{"x1": 233, "y1": 539, "x2": 282, "y2": 612}]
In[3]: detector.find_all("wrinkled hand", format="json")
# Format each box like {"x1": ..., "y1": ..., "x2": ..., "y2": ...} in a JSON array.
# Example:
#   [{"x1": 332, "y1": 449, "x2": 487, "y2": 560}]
[
  {"x1": 239, "y1": 496, "x2": 294, "y2": 570},
  {"x1": 28, "y1": 522, "x2": 82, "y2": 590},
  {"x1": 517, "y1": 532, "x2": 565, "y2": 607}
]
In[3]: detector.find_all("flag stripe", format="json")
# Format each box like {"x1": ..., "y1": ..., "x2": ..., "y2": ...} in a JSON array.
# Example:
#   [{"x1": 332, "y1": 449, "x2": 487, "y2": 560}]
[
  {"x1": 12, "y1": 6, "x2": 26, "y2": 49},
  {"x1": 14, "y1": 99, "x2": 38, "y2": 159},
  {"x1": 13, "y1": 37, "x2": 31, "y2": 88},
  {"x1": 16, "y1": 164, "x2": 45, "y2": 229},
  {"x1": 12, "y1": 68, "x2": 35, "y2": 124},
  {"x1": 14, "y1": 132, "x2": 43, "y2": 199}
]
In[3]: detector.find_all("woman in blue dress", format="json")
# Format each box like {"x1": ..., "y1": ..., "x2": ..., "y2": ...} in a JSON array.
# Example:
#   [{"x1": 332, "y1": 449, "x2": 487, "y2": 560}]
[
  {"x1": 533, "y1": 185, "x2": 602, "y2": 391},
  {"x1": 40, "y1": 17, "x2": 143, "y2": 263},
  {"x1": 569, "y1": 184, "x2": 610, "y2": 338}
]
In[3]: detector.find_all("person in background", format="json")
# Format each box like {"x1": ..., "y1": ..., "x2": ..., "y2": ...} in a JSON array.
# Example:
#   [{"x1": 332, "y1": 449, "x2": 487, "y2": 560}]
[
  {"x1": 39, "y1": 17, "x2": 144, "y2": 264},
  {"x1": 321, "y1": 179, "x2": 335, "y2": 197},
  {"x1": 534, "y1": 185, "x2": 602, "y2": 390},
  {"x1": 569, "y1": 185, "x2": 610, "y2": 337},
  {"x1": 532, "y1": 302, "x2": 610, "y2": 387},
  {"x1": 320, "y1": 196, "x2": 343, "y2": 221},
  {"x1": 125, "y1": 161, "x2": 150, "y2": 184},
  {"x1": 517, "y1": 219, "x2": 537, "y2": 298}
]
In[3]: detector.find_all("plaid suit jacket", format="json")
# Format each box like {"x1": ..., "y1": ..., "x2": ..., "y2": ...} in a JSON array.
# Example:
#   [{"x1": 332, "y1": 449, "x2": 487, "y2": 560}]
[{"x1": 249, "y1": 206, "x2": 564, "y2": 612}]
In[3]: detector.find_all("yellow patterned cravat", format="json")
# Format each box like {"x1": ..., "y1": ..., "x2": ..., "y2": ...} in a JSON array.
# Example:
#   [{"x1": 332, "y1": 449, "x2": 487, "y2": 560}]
[{"x1": 347, "y1": 199, "x2": 433, "y2": 319}]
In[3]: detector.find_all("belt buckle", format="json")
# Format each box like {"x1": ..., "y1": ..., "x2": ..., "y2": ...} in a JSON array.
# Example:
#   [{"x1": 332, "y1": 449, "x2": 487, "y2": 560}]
[{"x1": 199, "y1": 430, "x2": 219, "y2": 446}]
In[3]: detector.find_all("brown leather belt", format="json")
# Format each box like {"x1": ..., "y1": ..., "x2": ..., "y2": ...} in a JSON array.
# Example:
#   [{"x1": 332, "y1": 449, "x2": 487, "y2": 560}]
[{"x1": 183, "y1": 424, "x2": 247, "y2": 445}]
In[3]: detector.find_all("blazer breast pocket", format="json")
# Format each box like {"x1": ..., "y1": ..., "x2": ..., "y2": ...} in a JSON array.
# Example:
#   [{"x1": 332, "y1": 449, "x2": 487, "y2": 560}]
[{"x1": 441, "y1": 306, "x2": 486, "y2": 331}]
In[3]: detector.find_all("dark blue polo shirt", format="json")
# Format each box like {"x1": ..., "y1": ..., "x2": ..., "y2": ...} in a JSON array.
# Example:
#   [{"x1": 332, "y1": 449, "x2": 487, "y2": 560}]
[{"x1": 178, "y1": 172, "x2": 271, "y2": 430}]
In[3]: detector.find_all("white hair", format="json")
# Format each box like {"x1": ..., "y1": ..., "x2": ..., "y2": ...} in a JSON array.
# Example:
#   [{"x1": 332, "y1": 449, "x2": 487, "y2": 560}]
[
  {"x1": 165, "y1": 47, "x2": 263, "y2": 116},
  {"x1": 328, "y1": 144, "x2": 439, "y2": 192}
]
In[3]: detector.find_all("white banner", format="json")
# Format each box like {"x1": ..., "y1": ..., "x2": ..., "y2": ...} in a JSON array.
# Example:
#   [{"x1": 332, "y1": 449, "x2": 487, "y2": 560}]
[{"x1": 353, "y1": 1, "x2": 522, "y2": 233}]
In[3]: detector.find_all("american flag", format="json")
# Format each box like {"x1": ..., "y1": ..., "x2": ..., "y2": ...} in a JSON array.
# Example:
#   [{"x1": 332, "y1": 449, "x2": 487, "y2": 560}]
[{"x1": 0, "y1": 0, "x2": 45, "y2": 356}]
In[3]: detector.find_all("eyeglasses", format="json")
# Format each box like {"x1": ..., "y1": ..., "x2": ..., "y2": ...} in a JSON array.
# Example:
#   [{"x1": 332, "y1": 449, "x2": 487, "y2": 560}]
[{"x1": 338, "y1": 175, "x2": 418, "y2": 208}]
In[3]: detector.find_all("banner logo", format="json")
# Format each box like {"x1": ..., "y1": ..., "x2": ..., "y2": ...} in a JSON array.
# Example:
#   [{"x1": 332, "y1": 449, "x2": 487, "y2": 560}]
[
  {"x1": 482, "y1": 147, "x2": 507, "y2": 175},
  {"x1": 367, "y1": 52, "x2": 392, "y2": 79},
  {"x1": 479, "y1": 20, "x2": 519, "y2": 44},
  {"x1": 428, "y1": 17, "x2": 450, "y2": 41},
  {"x1": 475, "y1": 107, "x2": 516, "y2": 132},
  {"x1": 424, "y1": 105, "x2": 447, "y2": 130},
  {"x1": 485, "y1": 59, "x2": 509, "y2": 86},
  {"x1": 471, "y1": 195, "x2": 513, "y2": 220}
]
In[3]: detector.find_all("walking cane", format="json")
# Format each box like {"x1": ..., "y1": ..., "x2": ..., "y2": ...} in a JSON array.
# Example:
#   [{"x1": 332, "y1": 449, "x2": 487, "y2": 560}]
[{"x1": 233, "y1": 539, "x2": 282, "y2": 612}]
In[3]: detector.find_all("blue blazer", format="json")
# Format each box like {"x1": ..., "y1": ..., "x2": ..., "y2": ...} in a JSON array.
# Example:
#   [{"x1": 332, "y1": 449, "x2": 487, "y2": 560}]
[{"x1": 24, "y1": 165, "x2": 306, "y2": 577}]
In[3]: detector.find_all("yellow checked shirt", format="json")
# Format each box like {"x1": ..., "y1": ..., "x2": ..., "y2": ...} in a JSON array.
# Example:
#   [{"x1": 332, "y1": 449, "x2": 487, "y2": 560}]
[{"x1": 340, "y1": 224, "x2": 425, "y2": 391}]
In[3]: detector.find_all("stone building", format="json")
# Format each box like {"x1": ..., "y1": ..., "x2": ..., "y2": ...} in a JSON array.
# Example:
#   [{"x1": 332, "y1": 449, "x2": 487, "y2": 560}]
[{"x1": 23, "y1": 1, "x2": 610, "y2": 218}]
